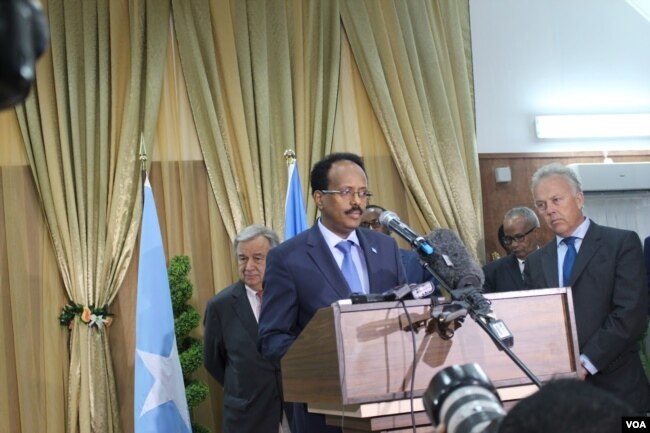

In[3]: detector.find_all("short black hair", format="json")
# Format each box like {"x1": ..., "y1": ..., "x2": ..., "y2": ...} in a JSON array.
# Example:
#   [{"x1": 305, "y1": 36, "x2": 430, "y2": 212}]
[
  {"x1": 310, "y1": 152, "x2": 366, "y2": 192},
  {"x1": 499, "y1": 379, "x2": 634, "y2": 433}
]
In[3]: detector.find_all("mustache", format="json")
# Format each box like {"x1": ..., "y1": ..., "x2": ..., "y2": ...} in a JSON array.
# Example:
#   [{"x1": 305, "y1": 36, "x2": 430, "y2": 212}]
[{"x1": 345, "y1": 206, "x2": 363, "y2": 215}]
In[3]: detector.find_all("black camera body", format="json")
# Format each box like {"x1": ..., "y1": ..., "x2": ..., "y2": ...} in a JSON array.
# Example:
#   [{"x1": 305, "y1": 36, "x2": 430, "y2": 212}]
[
  {"x1": 0, "y1": 0, "x2": 49, "y2": 110},
  {"x1": 423, "y1": 363, "x2": 506, "y2": 433}
]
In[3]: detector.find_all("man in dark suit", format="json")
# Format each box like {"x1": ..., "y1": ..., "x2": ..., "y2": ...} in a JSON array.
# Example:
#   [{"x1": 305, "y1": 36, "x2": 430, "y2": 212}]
[
  {"x1": 204, "y1": 225, "x2": 289, "y2": 433},
  {"x1": 645, "y1": 236, "x2": 650, "y2": 316},
  {"x1": 523, "y1": 163, "x2": 650, "y2": 414},
  {"x1": 483, "y1": 206, "x2": 540, "y2": 293},
  {"x1": 259, "y1": 153, "x2": 406, "y2": 433},
  {"x1": 360, "y1": 204, "x2": 433, "y2": 285}
]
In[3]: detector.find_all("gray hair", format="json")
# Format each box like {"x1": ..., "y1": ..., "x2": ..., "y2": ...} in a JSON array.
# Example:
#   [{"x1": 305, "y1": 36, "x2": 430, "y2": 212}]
[
  {"x1": 531, "y1": 163, "x2": 582, "y2": 195},
  {"x1": 504, "y1": 206, "x2": 539, "y2": 227},
  {"x1": 233, "y1": 224, "x2": 280, "y2": 256}
]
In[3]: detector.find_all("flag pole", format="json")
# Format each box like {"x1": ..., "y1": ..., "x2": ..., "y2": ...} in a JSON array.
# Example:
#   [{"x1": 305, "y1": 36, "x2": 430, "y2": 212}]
[
  {"x1": 139, "y1": 132, "x2": 147, "y2": 182},
  {"x1": 283, "y1": 148, "x2": 296, "y2": 166},
  {"x1": 283, "y1": 149, "x2": 308, "y2": 240}
]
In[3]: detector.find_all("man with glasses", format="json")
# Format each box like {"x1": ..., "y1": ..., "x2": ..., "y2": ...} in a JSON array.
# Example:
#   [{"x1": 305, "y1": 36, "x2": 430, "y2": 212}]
[
  {"x1": 483, "y1": 207, "x2": 540, "y2": 293},
  {"x1": 259, "y1": 152, "x2": 406, "y2": 433},
  {"x1": 361, "y1": 204, "x2": 434, "y2": 285}
]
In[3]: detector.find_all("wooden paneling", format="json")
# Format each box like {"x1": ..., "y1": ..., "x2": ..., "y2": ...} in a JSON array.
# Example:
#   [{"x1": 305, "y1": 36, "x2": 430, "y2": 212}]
[{"x1": 479, "y1": 151, "x2": 650, "y2": 264}]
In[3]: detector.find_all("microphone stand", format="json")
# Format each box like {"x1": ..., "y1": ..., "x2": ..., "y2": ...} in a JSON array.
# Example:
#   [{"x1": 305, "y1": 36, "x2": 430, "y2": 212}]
[{"x1": 419, "y1": 259, "x2": 542, "y2": 388}]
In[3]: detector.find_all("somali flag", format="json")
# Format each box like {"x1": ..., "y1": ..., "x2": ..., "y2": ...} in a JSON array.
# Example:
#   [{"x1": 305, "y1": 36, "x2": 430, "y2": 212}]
[
  {"x1": 134, "y1": 176, "x2": 191, "y2": 433},
  {"x1": 284, "y1": 159, "x2": 308, "y2": 240}
]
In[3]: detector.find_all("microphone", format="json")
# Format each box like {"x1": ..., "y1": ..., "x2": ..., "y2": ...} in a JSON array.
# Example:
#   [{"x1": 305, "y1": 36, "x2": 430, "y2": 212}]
[
  {"x1": 350, "y1": 281, "x2": 436, "y2": 304},
  {"x1": 423, "y1": 228, "x2": 484, "y2": 290},
  {"x1": 378, "y1": 211, "x2": 435, "y2": 257},
  {"x1": 424, "y1": 228, "x2": 513, "y2": 347}
]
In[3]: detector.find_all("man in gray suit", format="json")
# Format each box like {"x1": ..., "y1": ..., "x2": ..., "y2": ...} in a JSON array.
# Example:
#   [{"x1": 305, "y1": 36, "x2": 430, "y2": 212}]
[
  {"x1": 483, "y1": 206, "x2": 540, "y2": 293},
  {"x1": 204, "y1": 225, "x2": 289, "y2": 433},
  {"x1": 259, "y1": 152, "x2": 406, "y2": 433},
  {"x1": 523, "y1": 163, "x2": 650, "y2": 414}
]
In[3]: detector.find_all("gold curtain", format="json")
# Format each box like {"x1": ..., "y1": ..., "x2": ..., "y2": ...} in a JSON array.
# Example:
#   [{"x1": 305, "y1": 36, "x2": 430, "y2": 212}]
[
  {"x1": 14, "y1": 0, "x2": 170, "y2": 432},
  {"x1": 340, "y1": 0, "x2": 483, "y2": 259},
  {"x1": 0, "y1": 110, "x2": 69, "y2": 433},
  {"x1": 171, "y1": 0, "x2": 341, "y2": 236},
  {"x1": 0, "y1": 2, "x2": 480, "y2": 433}
]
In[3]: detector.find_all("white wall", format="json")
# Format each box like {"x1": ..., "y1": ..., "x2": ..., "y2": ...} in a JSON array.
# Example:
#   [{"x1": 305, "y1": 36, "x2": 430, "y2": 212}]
[{"x1": 471, "y1": 0, "x2": 650, "y2": 154}]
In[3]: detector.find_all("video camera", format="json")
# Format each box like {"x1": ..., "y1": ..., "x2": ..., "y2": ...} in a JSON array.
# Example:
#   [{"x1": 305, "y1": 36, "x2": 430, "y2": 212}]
[
  {"x1": 0, "y1": 0, "x2": 49, "y2": 110},
  {"x1": 423, "y1": 363, "x2": 506, "y2": 433}
]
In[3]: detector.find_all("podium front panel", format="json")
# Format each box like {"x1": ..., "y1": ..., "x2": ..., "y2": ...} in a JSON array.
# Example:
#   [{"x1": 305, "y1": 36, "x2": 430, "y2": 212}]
[{"x1": 282, "y1": 288, "x2": 579, "y2": 406}]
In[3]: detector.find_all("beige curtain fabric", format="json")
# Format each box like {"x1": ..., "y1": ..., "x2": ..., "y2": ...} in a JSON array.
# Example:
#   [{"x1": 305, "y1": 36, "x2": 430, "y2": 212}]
[
  {"x1": 14, "y1": 0, "x2": 169, "y2": 432},
  {"x1": 340, "y1": 0, "x2": 483, "y2": 259},
  {"x1": 171, "y1": 0, "x2": 340, "y2": 235},
  {"x1": 0, "y1": 110, "x2": 69, "y2": 433},
  {"x1": 0, "y1": 2, "x2": 481, "y2": 432}
]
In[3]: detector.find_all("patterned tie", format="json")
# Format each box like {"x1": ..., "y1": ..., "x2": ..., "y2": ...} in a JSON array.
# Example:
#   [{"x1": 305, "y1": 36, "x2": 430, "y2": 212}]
[
  {"x1": 562, "y1": 237, "x2": 577, "y2": 286},
  {"x1": 336, "y1": 240, "x2": 363, "y2": 293}
]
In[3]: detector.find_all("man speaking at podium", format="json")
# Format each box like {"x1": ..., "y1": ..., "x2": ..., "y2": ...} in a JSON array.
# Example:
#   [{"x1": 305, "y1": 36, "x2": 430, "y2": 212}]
[{"x1": 259, "y1": 152, "x2": 406, "y2": 433}]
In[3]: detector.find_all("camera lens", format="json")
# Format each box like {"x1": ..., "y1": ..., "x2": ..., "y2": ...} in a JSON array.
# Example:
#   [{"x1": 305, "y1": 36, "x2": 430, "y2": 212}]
[{"x1": 423, "y1": 363, "x2": 505, "y2": 433}]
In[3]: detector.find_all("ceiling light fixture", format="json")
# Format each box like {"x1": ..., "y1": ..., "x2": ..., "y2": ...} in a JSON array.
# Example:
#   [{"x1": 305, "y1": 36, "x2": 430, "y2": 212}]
[{"x1": 534, "y1": 114, "x2": 650, "y2": 139}]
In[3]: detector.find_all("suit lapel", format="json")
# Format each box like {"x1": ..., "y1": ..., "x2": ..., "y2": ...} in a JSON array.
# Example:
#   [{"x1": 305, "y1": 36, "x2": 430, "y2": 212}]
[
  {"x1": 541, "y1": 242, "x2": 559, "y2": 287},
  {"x1": 507, "y1": 255, "x2": 524, "y2": 287},
  {"x1": 570, "y1": 220, "x2": 600, "y2": 286},
  {"x1": 357, "y1": 229, "x2": 380, "y2": 293},
  {"x1": 305, "y1": 226, "x2": 352, "y2": 298},
  {"x1": 230, "y1": 282, "x2": 259, "y2": 343}
]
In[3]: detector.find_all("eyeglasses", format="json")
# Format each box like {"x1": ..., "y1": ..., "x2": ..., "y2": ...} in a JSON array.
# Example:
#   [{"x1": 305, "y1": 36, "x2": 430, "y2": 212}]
[
  {"x1": 359, "y1": 219, "x2": 381, "y2": 229},
  {"x1": 502, "y1": 226, "x2": 536, "y2": 246},
  {"x1": 320, "y1": 188, "x2": 373, "y2": 199}
]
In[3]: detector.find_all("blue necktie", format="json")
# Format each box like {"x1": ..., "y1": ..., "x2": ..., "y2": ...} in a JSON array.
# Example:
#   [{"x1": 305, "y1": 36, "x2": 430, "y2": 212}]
[
  {"x1": 336, "y1": 241, "x2": 363, "y2": 294},
  {"x1": 562, "y1": 236, "x2": 577, "y2": 286}
]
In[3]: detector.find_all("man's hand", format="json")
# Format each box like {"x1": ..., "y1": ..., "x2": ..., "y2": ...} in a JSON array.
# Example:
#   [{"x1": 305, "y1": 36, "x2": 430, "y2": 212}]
[{"x1": 578, "y1": 365, "x2": 589, "y2": 380}]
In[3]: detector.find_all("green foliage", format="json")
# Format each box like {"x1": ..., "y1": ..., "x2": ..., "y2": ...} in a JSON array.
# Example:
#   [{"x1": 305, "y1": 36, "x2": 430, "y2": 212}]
[
  {"x1": 180, "y1": 338, "x2": 204, "y2": 379},
  {"x1": 169, "y1": 255, "x2": 193, "y2": 314},
  {"x1": 191, "y1": 421, "x2": 211, "y2": 433},
  {"x1": 175, "y1": 307, "x2": 201, "y2": 343},
  {"x1": 186, "y1": 380, "x2": 210, "y2": 409},
  {"x1": 168, "y1": 255, "x2": 210, "y2": 433}
]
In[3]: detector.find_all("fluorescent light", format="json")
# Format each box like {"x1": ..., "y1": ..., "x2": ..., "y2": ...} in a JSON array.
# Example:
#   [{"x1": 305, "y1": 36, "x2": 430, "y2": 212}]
[
  {"x1": 626, "y1": 0, "x2": 650, "y2": 22},
  {"x1": 534, "y1": 114, "x2": 650, "y2": 139}
]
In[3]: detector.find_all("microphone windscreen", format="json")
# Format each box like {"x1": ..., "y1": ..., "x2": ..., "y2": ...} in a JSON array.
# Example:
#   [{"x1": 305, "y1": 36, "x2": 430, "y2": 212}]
[{"x1": 424, "y1": 228, "x2": 485, "y2": 290}]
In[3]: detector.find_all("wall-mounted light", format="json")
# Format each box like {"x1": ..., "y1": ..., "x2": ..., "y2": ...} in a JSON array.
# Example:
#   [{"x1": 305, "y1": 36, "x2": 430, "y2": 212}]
[
  {"x1": 534, "y1": 114, "x2": 650, "y2": 139},
  {"x1": 626, "y1": 0, "x2": 650, "y2": 22}
]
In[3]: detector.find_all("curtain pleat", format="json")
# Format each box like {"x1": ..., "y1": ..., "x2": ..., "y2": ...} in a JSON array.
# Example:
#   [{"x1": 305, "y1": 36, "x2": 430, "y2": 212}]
[
  {"x1": 172, "y1": 0, "x2": 341, "y2": 236},
  {"x1": 340, "y1": 0, "x2": 483, "y2": 259},
  {"x1": 14, "y1": 0, "x2": 170, "y2": 431}
]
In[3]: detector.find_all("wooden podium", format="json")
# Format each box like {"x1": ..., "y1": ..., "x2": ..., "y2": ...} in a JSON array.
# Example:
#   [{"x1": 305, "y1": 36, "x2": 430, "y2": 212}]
[{"x1": 281, "y1": 288, "x2": 580, "y2": 433}]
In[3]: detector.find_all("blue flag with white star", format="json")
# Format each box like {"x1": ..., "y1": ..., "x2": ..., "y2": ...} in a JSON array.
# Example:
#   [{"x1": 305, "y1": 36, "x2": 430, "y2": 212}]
[
  {"x1": 285, "y1": 159, "x2": 308, "y2": 240},
  {"x1": 135, "y1": 177, "x2": 191, "y2": 433}
]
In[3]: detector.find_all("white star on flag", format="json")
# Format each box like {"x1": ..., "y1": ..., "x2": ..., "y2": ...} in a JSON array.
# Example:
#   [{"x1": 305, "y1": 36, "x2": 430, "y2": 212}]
[{"x1": 136, "y1": 340, "x2": 191, "y2": 430}]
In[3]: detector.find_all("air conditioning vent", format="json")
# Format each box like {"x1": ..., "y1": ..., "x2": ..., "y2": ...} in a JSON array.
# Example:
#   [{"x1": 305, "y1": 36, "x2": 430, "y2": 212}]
[{"x1": 568, "y1": 162, "x2": 650, "y2": 192}]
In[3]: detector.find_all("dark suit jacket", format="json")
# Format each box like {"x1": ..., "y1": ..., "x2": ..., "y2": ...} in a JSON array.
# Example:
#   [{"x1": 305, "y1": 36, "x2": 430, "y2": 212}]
[
  {"x1": 524, "y1": 221, "x2": 650, "y2": 412},
  {"x1": 259, "y1": 225, "x2": 407, "y2": 433},
  {"x1": 204, "y1": 281, "x2": 282, "y2": 433},
  {"x1": 400, "y1": 248, "x2": 431, "y2": 284},
  {"x1": 482, "y1": 254, "x2": 525, "y2": 293},
  {"x1": 645, "y1": 236, "x2": 650, "y2": 315}
]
